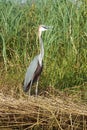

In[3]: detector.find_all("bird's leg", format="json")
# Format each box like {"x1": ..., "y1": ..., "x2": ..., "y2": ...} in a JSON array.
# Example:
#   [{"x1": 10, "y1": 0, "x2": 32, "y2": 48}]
[
  {"x1": 35, "y1": 80, "x2": 39, "y2": 97},
  {"x1": 28, "y1": 81, "x2": 32, "y2": 97},
  {"x1": 29, "y1": 87, "x2": 31, "y2": 97}
]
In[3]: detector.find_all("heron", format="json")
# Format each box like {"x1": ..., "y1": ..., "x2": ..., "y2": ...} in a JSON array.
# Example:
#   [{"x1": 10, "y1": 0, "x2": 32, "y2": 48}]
[{"x1": 23, "y1": 25, "x2": 51, "y2": 96}]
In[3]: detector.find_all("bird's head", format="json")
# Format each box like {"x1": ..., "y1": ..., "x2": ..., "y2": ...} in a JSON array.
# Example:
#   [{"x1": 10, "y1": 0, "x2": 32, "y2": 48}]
[
  {"x1": 38, "y1": 25, "x2": 52, "y2": 37},
  {"x1": 39, "y1": 25, "x2": 49, "y2": 32}
]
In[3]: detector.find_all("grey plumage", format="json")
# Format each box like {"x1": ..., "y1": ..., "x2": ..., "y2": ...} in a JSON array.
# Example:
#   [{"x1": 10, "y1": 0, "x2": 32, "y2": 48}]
[
  {"x1": 23, "y1": 55, "x2": 40, "y2": 92},
  {"x1": 23, "y1": 25, "x2": 51, "y2": 96}
]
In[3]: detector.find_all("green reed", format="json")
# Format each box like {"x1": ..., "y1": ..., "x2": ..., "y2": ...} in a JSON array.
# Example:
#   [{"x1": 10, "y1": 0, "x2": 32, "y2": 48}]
[{"x1": 0, "y1": 0, "x2": 87, "y2": 89}]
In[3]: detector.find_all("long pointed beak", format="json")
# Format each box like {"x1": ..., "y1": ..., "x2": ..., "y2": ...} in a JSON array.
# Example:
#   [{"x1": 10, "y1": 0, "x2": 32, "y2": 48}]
[
  {"x1": 42, "y1": 25, "x2": 53, "y2": 30},
  {"x1": 47, "y1": 26, "x2": 53, "y2": 29},
  {"x1": 45, "y1": 26, "x2": 53, "y2": 30}
]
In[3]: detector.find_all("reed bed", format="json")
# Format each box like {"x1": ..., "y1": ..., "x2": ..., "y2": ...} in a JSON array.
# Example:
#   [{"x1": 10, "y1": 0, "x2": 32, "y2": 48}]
[
  {"x1": 0, "y1": 0, "x2": 87, "y2": 89},
  {"x1": 0, "y1": 91, "x2": 87, "y2": 130},
  {"x1": 0, "y1": 0, "x2": 87, "y2": 129}
]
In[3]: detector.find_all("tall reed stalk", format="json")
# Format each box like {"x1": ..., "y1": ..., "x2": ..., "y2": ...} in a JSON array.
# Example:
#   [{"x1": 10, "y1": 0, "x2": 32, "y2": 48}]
[{"x1": 0, "y1": 0, "x2": 87, "y2": 89}]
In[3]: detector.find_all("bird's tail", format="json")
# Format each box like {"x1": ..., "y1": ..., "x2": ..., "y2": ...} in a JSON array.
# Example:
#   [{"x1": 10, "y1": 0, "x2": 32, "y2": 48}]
[{"x1": 22, "y1": 80, "x2": 31, "y2": 92}]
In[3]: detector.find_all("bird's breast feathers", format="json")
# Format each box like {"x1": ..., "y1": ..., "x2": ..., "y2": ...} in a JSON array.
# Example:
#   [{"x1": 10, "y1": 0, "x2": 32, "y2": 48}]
[{"x1": 38, "y1": 54, "x2": 43, "y2": 66}]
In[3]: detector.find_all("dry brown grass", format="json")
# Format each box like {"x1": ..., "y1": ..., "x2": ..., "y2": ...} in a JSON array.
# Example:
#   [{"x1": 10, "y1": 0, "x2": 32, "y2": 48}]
[{"x1": 0, "y1": 86, "x2": 87, "y2": 130}]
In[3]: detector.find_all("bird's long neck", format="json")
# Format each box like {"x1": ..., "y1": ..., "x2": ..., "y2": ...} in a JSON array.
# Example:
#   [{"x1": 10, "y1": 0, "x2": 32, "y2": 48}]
[{"x1": 39, "y1": 32, "x2": 44, "y2": 60}]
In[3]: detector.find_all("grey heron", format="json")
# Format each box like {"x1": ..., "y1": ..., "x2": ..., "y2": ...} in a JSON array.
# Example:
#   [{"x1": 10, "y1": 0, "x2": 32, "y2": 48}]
[{"x1": 23, "y1": 25, "x2": 51, "y2": 96}]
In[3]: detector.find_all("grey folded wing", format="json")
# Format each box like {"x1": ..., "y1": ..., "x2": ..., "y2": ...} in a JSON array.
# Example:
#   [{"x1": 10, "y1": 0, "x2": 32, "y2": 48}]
[{"x1": 23, "y1": 55, "x2": 39, "y2": 91}]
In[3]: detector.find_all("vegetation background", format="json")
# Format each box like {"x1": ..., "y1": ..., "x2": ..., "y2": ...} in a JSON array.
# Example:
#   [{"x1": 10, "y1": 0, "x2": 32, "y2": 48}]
[
  {"x1": 0, "y1": 0, "x2": 87, "y2": 95},
  {"x1": 0, "y1": 0, "x2": 87, "y2": 129}
]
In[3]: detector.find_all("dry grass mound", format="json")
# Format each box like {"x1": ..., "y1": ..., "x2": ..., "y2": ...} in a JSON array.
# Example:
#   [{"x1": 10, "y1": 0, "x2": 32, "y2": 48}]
[{"x1": 0, "y1": 90, "x2": 87, "y2": 130}]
